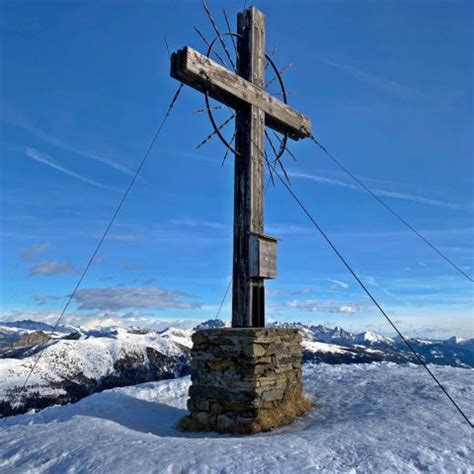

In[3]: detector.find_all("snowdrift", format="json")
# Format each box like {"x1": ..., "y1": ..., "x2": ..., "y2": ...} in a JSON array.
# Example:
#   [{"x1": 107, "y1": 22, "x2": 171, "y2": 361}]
[{"x1": 0, "y1": 363, "x2": 472, "y2": 473}]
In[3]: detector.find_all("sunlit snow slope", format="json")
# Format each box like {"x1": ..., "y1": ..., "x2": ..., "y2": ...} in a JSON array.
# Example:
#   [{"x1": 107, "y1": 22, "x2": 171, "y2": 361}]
[{"x1": 1, "y1": 363, "x2": 472, "y2": 473}]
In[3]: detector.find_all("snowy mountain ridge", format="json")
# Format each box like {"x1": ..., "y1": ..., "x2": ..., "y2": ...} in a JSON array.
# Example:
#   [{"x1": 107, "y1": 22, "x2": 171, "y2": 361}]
[
  {"x1": 0, "y1": 322, "x2": 191, "y2": 417},
  {"x1": 1, "y1": 318, "x2": 472, "y2": 418}
]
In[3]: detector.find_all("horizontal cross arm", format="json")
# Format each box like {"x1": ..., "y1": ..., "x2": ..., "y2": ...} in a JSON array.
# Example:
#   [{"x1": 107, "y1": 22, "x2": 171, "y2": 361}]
[{"x1": 170, "y1": 47, "x2": 311, "y2": 140}]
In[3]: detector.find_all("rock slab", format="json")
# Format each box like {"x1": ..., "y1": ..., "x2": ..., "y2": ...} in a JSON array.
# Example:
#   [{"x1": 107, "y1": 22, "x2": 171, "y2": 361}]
[{"x1": 179, "y1": 328, "x2": 311, "y2": 434}]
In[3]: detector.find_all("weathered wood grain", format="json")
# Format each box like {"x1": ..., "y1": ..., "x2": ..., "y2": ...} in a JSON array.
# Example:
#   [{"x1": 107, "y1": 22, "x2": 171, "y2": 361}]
[
  {"x1": 170, "y1": 47, "x2": 311, "y2": 139},
  {"x1": 231, "y1": 7, "x2": 266, "y2": 328}
]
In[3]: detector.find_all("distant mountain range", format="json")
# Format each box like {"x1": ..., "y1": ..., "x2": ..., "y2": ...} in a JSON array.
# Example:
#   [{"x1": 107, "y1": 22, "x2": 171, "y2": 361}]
[
  {"x1": 0, "y1": 318, "x2": 472, "y2": 417},
  {"x1": 266, "y1": 321, "x2": 474, "y2": 367}
]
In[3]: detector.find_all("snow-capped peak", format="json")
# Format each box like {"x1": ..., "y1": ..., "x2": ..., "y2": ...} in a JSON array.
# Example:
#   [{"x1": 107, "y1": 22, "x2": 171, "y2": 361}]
[
  {"x1": 159, "y1": 327, "x2": 193, "y2": 350},
  {"x1": 2, "y1": 319, "x2": 75, "y2": 334},
  {"x1": 447, "y1": 336, "x2": 467, "y2": 345},
  {"x1": 354, "y1": 331, "x2": 395, "y2": 346}
]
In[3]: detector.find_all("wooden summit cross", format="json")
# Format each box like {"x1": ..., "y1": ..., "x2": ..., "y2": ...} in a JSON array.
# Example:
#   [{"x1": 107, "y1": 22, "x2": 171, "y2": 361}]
[{"x1": 171, "y1": 6, "x2": 311, "y2": 328}]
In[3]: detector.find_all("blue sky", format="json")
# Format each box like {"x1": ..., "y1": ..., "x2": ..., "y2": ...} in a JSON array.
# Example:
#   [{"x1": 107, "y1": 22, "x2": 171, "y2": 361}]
[{"x1": 1, "y1": 0, "x2": 472, "y2": 337}]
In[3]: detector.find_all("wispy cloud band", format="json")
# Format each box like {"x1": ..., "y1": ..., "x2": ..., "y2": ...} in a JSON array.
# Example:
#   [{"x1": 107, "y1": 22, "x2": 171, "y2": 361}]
[
  {"x1": 1, "y1": 99, "x2": 134, "y2": 176},
  {"x1": 21, "y1": 241, "x2": 50, "y2": 261},
  {"x1": 71, "y1": 286, "x2": 201, "y2": 311},
  {"x1": 29, "y1": 260, "x2": 74, "y2": 276},
  {"x1": 321, "y1": 58, "x2": 426, "y2": 100},
  {"x1": 289, "y1": 170, "x2": 469, "y2": 210},
  {"x1": 24, "y1": 147, "x2": 118, "y2": 192}
]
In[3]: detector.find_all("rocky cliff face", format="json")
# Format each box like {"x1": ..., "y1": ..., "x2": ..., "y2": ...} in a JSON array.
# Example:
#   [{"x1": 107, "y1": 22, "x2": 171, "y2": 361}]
[{"x1": 12, "y1": 331, "x2": 51, "y2": 349}]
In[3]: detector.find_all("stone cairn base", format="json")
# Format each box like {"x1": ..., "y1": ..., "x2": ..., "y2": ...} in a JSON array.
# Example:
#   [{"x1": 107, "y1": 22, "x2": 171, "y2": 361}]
[{"x1": 178, "y1": 328, "x2": 311, "y2": 434}]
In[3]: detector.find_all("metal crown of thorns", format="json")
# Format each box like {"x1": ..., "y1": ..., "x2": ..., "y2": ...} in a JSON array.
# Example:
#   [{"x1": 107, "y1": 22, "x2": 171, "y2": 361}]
[{"x1": 199, "y1": 30, "x2": 290, "y2": 163}]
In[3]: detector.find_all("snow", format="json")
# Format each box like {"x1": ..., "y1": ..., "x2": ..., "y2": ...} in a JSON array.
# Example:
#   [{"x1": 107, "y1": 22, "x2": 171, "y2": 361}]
[
  {"x1": 0, "y1": 330, "x2": 183, "y2": 402},
  {"x1": 302, "y1": 340, "x2": 348, "y2": 354},
  {"x1": 354, "y1": 331, "x2": 395, "y2": 346},
  {"x1": 1, "y1": 363, "x2": 472, "y2": 473},
  {"x1": 448, "y1": 337, "x2": 474, "y2": 352},
  {"x1": 311, "y1": 325, "x2": 355, "y2": 345},
  {"x1": 0, "y1": 325, "x2": 26, "y2": 336},
  {"x1": 158, "y1": 327, "x2": 194, "y2": 350}
]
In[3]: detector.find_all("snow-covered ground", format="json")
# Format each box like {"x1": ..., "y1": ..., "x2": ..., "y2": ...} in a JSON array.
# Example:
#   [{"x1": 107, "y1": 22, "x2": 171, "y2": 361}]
[{"x1": 1, "y1": 363, "x2": 472, "y2": 473}]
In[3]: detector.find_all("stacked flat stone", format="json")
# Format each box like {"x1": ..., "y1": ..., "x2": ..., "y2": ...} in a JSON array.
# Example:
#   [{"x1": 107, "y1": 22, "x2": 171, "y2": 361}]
[{"x1": 179, "y1": 328, "x2": 310, "y2": 434}]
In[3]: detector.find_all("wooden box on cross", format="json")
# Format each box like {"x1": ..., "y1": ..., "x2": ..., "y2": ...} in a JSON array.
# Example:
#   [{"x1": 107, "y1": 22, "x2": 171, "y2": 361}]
[{"x1": 249, "y1": 232, "x2": 277, "y2": 279}]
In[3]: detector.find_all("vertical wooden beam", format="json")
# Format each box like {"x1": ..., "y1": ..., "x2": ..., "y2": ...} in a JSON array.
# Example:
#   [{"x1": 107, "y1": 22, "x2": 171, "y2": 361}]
[{"x1": 232, "y1": 7, "x2": 266, "y2": 328}]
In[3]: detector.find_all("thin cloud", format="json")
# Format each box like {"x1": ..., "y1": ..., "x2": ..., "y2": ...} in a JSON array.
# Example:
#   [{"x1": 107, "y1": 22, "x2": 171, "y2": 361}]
[
  {"x1": 119, "y1": 263, "x2": 142, "y2": 271},
  {"x1": 266, "y1": 223, "x2": 311, "y2": 235},
  {"x1": 266, "y1": 287, "x2": 315, "y2": 298},
  {"x1": 321, "y1": 58, "x2": 426, "y2": 100},
  {"x1": 34, "y1": 295, "x2": 62, "y2": 305},
  {"x1": 338, "y1": 305, "x2": 359, "y2": 314},
  {"x1": 274, "y1": 299, "x2": 364, "y2": 314},
  {"x1": 381, "y1": 287, "x2": 411, "y2": 307},
  {"x1": 104, "y1": 233, "x2": 141, "y2": 242},
  {"x1": 29, "y1": 260, "x2": 74, "y2": 276},
  {"x1": 143, "y1": 277, "x2": 157, "y2": 285},
  {"x1": 266, "y1": 289, "x2": 284, "y2": 297},
  {"x1": 169, "y1": 218, "x2": 225, "y2": 229},
  {"x1": 364, "y1": 276, "x2": 377, "y2": 286},
  {"x1": 24, "y1": 147, "x2": 117, "y2": 192},
  {"x1": 328, "y1": 279, "x2": 349, "y2": 289},
  {"x1": 71, "y1": 286, "x2": 202, "y2": 311},
  {"x1": 370, "y1": 187, "x2": 467, "y2": 209},
  {"x1": 1, "y1": 100, "x2": 134, "y2": 176},
  {"x1": 288, "y1": 171, "x2": 468, "y2": 210},
  {"x1": 21, "y1": 241, "x2": 50, "y2": 261},
  {"x1": 362, "y1": 275, "x2": 410, "y2": 306},
  {"x1": 32, "y1": 130, "x2": 134, "y2": 177},
  {"x1": 336, "y1": 226, "x2": 474, "y2": 240}
]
